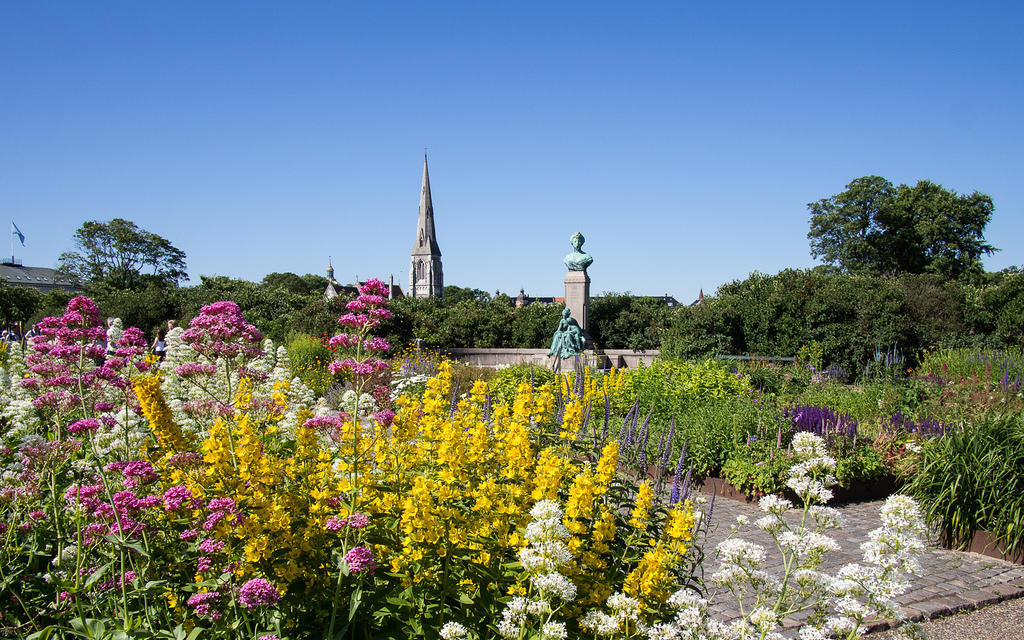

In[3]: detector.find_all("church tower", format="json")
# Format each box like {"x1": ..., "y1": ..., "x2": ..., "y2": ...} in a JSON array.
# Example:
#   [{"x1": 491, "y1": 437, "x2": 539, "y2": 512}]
[{"x1": 409, "y1": 154, "x2": 444, "y2": 298}]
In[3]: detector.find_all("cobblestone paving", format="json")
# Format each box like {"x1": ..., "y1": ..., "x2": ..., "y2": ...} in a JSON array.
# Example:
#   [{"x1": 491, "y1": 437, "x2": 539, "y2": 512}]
[{"x1": 692, "y1": 490, "x2": 1024, "y2": 632}]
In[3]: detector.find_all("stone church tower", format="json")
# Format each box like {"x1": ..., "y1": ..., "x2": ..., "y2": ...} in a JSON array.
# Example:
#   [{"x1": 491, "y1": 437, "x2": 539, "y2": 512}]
[{"x1": 409, "y1": 154, "x2": 444, "y2": 298}]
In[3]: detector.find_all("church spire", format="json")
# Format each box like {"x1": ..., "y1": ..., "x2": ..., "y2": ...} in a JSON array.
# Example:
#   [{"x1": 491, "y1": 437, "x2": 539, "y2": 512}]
[
  {"x1": 409, "y1": 153, "x2": 444, "y2": 298},
  {"x1": 413, "y1": 154, "x2": 441, "y2": 256}
]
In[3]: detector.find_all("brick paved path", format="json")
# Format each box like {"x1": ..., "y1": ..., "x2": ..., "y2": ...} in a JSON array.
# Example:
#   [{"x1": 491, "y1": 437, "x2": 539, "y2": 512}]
[{"x1": 693, "y1": 491, "x2": 1024, "y2": 632}]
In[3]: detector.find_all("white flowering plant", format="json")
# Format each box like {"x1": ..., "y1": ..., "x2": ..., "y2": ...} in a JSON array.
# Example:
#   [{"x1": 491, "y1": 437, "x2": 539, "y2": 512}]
[{"x1": 578, "y1": 432, "x2": 928, "y2": 640}]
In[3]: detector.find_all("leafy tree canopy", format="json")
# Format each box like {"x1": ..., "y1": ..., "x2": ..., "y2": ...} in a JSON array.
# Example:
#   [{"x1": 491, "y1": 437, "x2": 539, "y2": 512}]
[
  {"x1": 261, "y1": 272, "x2": 327, "y2": 296},
  {"x1": 807, "y1": 176, "x2": 997, "y2": 279},
  {"x1": 443, "y1": 285, "x2": 492, "y2": 304},
  {"x1": 59, "y1": 218, "x2": 188, "y2": 289},
  {"x1": 0, "y1": 284, "x2": 40, "y2": 331}
]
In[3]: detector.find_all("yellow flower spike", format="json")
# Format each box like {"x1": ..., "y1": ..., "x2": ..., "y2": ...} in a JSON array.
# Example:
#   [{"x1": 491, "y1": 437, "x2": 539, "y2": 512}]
[
  {"x1": 623, "y1": 542, "x2": 673, "y2": 606},
  {"x1": 564, "y1": 466, "x2": 597, "y2": 529},
  {"x1": 594, "y1": 442, "x2": 620, "y2": 494},
  {"x1": 134, "y1": 375, "x2": 188, "y2": 454},
  {"x1": 628, "y1": 481, "x2": 654, "y2": 529},
  {"x1": 530, "y1": 448, "x2": 567, "y2": 501}
]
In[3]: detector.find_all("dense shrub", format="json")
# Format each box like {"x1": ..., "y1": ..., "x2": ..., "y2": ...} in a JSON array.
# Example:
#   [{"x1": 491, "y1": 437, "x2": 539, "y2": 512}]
[
  {"x1": 285, "y1": 331, "x2": 337, "y2": 396},
  {"x1": 487, "y1": 363, "x2": 558, "y2": 405},
  {"x1": 661, "y1": 268, "x2": 1020, "y2": 380},
  {"x1": 607, "y1": 359, "x2": 750, "y2": 423}
]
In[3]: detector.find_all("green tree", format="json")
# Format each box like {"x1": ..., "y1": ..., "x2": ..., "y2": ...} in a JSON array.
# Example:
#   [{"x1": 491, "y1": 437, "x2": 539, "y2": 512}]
[
  {"x1": 58, "y1": 218, "x2": 188, "y2": 289},
  {"x1": 443, "y1": 285, "x2": 492, "y2": 304},
  {"x1": 0, "y1": 284, "x2": 40, "y2": 331},
  {"x1": 808, "y1": 177, "x2": 996, "y2": 279}
]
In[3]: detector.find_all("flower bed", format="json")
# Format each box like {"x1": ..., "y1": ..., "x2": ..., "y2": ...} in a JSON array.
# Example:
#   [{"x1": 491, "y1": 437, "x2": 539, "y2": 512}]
[{"x1": 0, "y1": 290, "x2": 938, "y2": 638}]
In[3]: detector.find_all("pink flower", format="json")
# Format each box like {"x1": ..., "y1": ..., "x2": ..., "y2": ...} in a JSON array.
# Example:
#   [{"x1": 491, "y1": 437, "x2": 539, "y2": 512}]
[
  {"x1": 373, "y1": 410, "x2": 395, "y2": 427},
  {"x1": 187, "y1": 591, "x2": 221, "y2": 618},
  {"x1": 174, "y1": 363, "x2": 218, "y2": 378},
  {"x1": 67, "y1": 418, "x2": 101, "y2": 434},
  {"x1": 328, "y1": 333, "x2": 358, "y2": 348},
  {"x1": 199, "y1": 539, "x2": 226, "y2": 553},
  {"x1": 357, "y1": 294, "x2": 385, "y2": 306},
  {"x1": 180, "y1": 301, "x2": 264, "y2": 361},
  {"x1": 365, "y1": 337, "x2": 390, "y2": 352},
  {"x1": 304, "y1": 415, "x2": 346, "y2": 431},
  {"x1": 345, "y1": 513, "x2": 370, "y2": 529},
  {"x1": 326, "y1": 516, "x2": 344, "y2": 531},
  {"x1": 344, "y1": 546, "x2": 377, "y2": 574},
  {"x1": 359, "y1": 278, "x2": 389, "y2": 296},
  {"x1": 238, "y1": 578, "x2": 281, "y2": 609},
  {"x1": 197, "y1": 556, "x2": 213, "y2": 573},
  {"x1": 163, "y1": 485, "x2": 194, "y2": 512}
]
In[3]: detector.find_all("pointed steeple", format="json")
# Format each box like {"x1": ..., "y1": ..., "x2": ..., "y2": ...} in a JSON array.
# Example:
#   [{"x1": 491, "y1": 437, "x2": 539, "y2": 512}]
[
  {"x1": 413, "y1": 154, "x2": 441, "y2": 256},
  {"x1": 409, "y1": 153, "x2": 444, "y2": 298}
]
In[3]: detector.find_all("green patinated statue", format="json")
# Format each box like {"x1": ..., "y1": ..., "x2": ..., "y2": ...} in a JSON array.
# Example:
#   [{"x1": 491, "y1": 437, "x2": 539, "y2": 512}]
[
  {"x1": 563, "y1": 231, "x2": 594, "y2": 271},
  {"x1": 549, "y1": 307, "x2": 586, "y2": 358}
]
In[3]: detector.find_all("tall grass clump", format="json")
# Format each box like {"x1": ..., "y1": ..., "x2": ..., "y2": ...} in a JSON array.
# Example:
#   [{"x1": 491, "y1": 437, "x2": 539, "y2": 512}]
[{"x1": 906, "y1": 413, "x2": 1024, "y2": 555}]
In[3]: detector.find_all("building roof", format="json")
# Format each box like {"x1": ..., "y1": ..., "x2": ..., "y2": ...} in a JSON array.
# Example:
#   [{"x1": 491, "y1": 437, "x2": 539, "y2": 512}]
[{"x1": 0, "y1": 261, "x2": 79, "y2": 291}]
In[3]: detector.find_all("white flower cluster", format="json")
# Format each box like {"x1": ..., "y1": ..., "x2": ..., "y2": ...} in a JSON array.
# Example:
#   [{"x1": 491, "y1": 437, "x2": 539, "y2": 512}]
[
  {"x1": 391, "y1": 372, "x2": 431, "y2": 399},
  {"x1": 160, "y1": 330, "x2": 316, "y2": 440},
  {"x1": 438, "y1": 621, "x2": 467, "y2": 639},
  {"x1": 580, "y1": 592, "x2": 644, "y2": 636},
  {"x1": 497, "y1": 500, "x2": 576, "y2": 640},
  {"x1": 652, "y1": 434, "x2": 929, "y2": 640}
]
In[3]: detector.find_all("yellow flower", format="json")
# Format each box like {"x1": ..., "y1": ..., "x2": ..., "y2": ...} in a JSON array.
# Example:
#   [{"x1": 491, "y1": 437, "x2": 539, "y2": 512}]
[
  {"x1": 628, "y1": 481, "x2": 653, "y2": 529},
  {"x1": 134, "y1": 374, "x2": 187, "y2": 454},
  {"x1": 595, "y1": 442, "x2": 620, "y2": 494},
  {"x1": 623, "y1": 543, "x2": 673, "y2": 605}
]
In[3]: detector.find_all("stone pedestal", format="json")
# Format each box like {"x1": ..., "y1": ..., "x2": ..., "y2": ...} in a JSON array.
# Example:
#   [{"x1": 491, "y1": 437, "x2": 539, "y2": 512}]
[{"x1": 564, "y1": 269, "x2": 591, "y2": 334}]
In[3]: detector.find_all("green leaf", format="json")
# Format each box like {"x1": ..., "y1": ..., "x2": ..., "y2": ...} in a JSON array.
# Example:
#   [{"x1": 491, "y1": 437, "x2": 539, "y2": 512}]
[
  {"x1": 84, "y1": 561, "x2": 115, "y2": 589},
  {"x1": 348, "y1": 587, "x2": 363, "y2": 622}
]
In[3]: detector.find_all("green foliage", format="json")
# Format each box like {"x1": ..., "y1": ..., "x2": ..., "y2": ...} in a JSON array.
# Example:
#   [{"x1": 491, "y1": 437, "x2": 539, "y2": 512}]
[
  {"x1": 722, "y1": 441, "x2": 791, "y2": 498},
  {"x1": 285, "y1": 332, "x2": 336, "y2": 396},
  {"x1": 58, "y1": 218, "x2": 188, "y2": 289},
  {"x1": 487, "y1": 364, "x2": 557, "y2": 405},
  {"x1": 509, "y1": 303, "x2": 563, "y2": 349},
  {"x1": 179, "y1": 276, "x2": 310, "y2": 344},
  {"x1": 807, "y1": 176, "x2": 996, "y2": 279},
  {"x1": 658, "y1": 299, "x2": 730, "y2": 361},
  {"x1": 443, "y1": 285, "x2": 492, "y2": 304},
  {"x1": 261, "y1": 271, "x2": 326, "y2": 296},
  {"x1": 906, "y1": 414, "x2": 1024, "y2": 555},
  {"x1": 590, "y1": 294, "x2": 672, "y2": 350},
  {"x1": 612, "y1": 359, "x2": 750, "y2": 423},
  {"x1": 289, "y1": 295, "x2": 354, "y2": 342},
  {"x1": 797, "y1": 341, "x2": 824, "y2": 370},
  {"x1": 0, "y1": 284, "x2": 39, "y2": 330},
  {"x1": 660, "y1": 268, "x2": 991, "y2": 381},
  {"x1": 671, "y1": 397, "x2": 774, "y2": 480},
  {"x1": 85, "y1": 281, "x2": 178, "y2": 335},
  {"x1": 918, "y1": 346, "x2": 1024, "y2": 387},
  {"x1": 833, "y1": 445, "x2": 888, "y2": 488}
]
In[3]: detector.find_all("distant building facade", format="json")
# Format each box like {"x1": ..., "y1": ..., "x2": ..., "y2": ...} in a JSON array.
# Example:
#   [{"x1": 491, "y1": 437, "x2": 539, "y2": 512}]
[
  {"x1": 324, "y1": 261, "x2": 403, "y2": 300},
  {"x1": 0, "y1": 259, "x2": 80, "y2": 293},
  {"x1": 409, "y1": 155, "x2": 443, "y2": 299},
  {"x1": 515, "y1": 289, "x2": 564, "y2": 307}
]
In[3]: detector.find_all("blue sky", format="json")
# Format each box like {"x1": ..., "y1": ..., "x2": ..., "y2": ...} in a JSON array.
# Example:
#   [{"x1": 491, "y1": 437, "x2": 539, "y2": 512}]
[{"x1": 2, "y1": 2, "x2": 1021, "y2": 300}]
